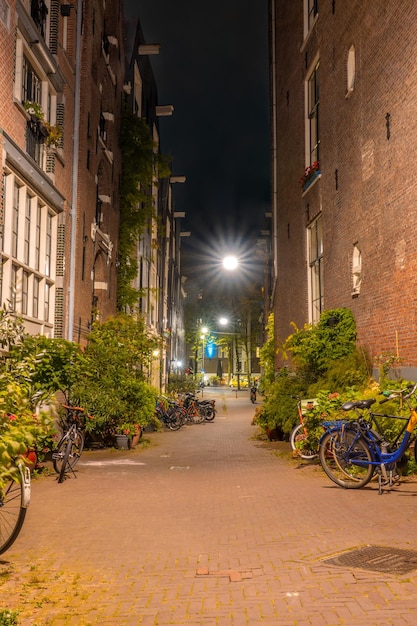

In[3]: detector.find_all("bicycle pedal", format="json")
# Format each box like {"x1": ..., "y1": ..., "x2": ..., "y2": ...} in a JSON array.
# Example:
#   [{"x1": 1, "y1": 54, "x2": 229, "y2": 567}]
[{"x1": 52, "y1": 452, "x2": 62, "y2": 460}]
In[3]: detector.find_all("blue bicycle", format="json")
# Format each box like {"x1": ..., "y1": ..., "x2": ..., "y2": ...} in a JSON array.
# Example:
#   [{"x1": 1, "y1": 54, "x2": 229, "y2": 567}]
[{"x1": 319, "y1": 383, "x2": 417, "y2": 494}]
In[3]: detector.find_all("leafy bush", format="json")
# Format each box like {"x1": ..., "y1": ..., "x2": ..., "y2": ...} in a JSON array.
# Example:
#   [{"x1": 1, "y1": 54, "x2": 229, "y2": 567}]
[
  {"x1": 72, "y1": 314, "x2": 160, "y2": 437},
  {"x1": 0, "y1": 383, "x2": 55, "y2": 489},
  {"x1": 307, "y1": 348, "x2": 372, "y2": 396},
  {"x1": 167, "y1": 374, "x2": 196, "y2": 395},
  {"x1": 284, "y1": 308, "x2": 357, "y2": 383},
  {"x1": 253, "y1": 369, "x2": 304, "y2": 437},
  {"x1": 0, "y1": 609, "x2": 19, "y2": 626},
  {"x1": 256, "y1": 309, "x2": 373, "y2": 441}
]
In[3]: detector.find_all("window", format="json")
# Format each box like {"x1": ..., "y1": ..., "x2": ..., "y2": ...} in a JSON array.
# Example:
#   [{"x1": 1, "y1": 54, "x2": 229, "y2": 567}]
[
  {"x1": 30, "y1": 0, "x2": 48, "y2": 39},
  {"x1": 10, "y1": 264, "x2": 17, "y2": 311},
  {"x1": 35, "y1": 204, "x2": 41, "y2": 271},
  {"x1": 0, "y1": 0, "x2": 10, "y2": 30},
  {"x1": 24, "y1": 195, "x2": 32, "y2": 265},
  {"x1": 308, "y1": 217, "x2": 323, "y2": 323},
  {"x1": 12, "y1": 183, "x2": 20, "y2": 258},
  {"x1": 307, "y1": 61, "x2": 320, "y2": 167},
  {"x1": 352, "y1": 245, "x2": 362, "y2": 295},
  {"x1": 44, "y1": 281, "x2": 50, "y2": 322},
  {"x1": 22, "y1": 57, "x2": 41, "y2": 104},
  {"x1": 45, "y1": 211, "x2": 52, "y2": 277},
  {"x1": 22, "y1": 270, "x2": 28, "y2": 314},
  {"x1": 347, "y1": 45, "x2": 356, "y2": 93},
  {"x1": 304, "y1": 0, "x2": 318, "y2": 34},
  {"x1": 33, "y1": 276, "x2": 40, "y2": 318}
]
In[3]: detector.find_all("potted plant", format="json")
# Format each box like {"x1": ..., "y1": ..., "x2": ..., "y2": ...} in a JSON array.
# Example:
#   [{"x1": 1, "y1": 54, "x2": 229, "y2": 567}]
[
  {"x1": 300, "y1": 160, "x2": 320, "y2": 189},
  {"x1": 23, "y1": 101, "x2": 62, "y2": 147},
  {"x1": 115, "y1": 421, "x2": 142, "y2": 449}
]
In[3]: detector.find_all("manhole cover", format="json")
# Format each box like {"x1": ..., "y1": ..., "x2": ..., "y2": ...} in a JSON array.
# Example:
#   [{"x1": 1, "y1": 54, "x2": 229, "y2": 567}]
[{"x1": 323, "y1": 545, "x2": 417, "y2": 575}]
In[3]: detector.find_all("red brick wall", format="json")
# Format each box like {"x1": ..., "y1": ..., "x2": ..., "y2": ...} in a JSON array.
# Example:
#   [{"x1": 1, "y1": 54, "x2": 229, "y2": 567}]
[{"x1": 271, "y1": 0, "x2": 417, "y2": 374}]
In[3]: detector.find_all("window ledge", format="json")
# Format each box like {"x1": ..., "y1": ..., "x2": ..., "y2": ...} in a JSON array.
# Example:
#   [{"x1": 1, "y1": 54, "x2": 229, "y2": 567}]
[{"x1": 302, "y1": 172, "x2": 321, "y2": 197}]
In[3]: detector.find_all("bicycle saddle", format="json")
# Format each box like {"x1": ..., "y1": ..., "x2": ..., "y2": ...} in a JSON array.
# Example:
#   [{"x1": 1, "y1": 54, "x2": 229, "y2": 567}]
[{"x1": 341, "y1": 399, "x2": 376, "y2": 411}]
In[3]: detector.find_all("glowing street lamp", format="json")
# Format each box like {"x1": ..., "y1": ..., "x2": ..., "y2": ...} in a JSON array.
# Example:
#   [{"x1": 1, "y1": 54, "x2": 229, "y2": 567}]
[{"x1": 223, "y1": 255, "x2": 238, "y2": 271}]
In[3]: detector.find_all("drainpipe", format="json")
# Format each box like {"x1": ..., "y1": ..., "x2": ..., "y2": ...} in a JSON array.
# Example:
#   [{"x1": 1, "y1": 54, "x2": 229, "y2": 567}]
[
  {"x1": 269, "y1": 0, "x2": 279, "y2": 299},
  {"x1": 67, "y1": 0, "x2": 83, "y2": 341}
]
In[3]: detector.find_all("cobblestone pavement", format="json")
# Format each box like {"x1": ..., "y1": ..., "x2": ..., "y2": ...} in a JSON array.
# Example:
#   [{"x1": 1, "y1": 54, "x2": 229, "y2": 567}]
[{"x1": 2, "y1": 388, "x2": 417, "y2": 625}]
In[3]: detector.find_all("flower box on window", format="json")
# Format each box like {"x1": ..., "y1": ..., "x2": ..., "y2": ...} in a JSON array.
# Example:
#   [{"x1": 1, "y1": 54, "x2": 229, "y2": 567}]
[{"x1": 300, "y1": 161, "x2": 320, "y2": 190}]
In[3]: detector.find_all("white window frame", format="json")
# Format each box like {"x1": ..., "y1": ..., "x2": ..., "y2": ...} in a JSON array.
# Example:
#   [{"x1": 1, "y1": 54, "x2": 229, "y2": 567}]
[
  {"x1": 307, "y1": 217, "x2": 324, "y2": 323},
  {"x1": 352, "y1": 244, "x2": 362, "y2": 295},
  {"x1": 347, "y1": 45, "x2": 356, "y2": 95},
  {"x1": 305, "y1": 58, "x2": 320, "y2": 169},
  {"x1": 304, "y1": 0, "x2": 318, "y2": 37}
]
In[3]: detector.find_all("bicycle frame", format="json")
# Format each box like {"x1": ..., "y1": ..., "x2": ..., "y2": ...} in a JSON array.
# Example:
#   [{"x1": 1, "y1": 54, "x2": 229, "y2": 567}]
[{"x1": 321, "y1": 384, "x2": 417, "y2": 493}]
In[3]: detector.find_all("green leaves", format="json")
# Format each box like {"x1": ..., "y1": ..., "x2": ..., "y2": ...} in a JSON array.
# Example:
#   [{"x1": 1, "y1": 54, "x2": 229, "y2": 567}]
[
  {"x1": 284, "y1": 308, "x2": 357, "y2": 381},
  {"x1": 72, "y1": 314, "x2": 160, "y2": 434}
]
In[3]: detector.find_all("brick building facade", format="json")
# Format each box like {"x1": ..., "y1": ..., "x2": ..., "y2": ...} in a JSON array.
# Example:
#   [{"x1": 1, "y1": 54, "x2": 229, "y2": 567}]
[
  {"x1": 270, "y1": 0, "x2": 417, "y2": 378},
  {"x1": 0, "y1": 0, "x2": 187, "y2": 388},
  {"x1": 0, "y1": 0, "x2": 71, "y2": 338}
]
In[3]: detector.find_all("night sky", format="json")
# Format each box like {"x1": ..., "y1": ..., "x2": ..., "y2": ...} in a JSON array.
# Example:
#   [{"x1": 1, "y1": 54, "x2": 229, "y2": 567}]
[{"x1": 123, "y1": 1, "x2": 271, "y2": 288}]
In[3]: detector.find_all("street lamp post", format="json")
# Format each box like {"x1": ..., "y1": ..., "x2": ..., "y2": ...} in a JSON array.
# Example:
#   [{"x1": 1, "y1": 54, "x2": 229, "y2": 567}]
[{"x1": 222, "y1": 255, "x2": 241, "y2": 392}]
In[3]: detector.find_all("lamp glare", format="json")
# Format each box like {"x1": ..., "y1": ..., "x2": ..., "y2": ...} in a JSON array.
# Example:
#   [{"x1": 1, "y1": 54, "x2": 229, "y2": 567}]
[{"x1": 223, "y1": 256, "x2": 238, "y2": 271}]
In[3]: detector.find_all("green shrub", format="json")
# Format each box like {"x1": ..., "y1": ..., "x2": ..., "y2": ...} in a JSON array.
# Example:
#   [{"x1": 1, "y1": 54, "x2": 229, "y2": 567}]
[
  {"x1": 254, "y1": 370, "x2": 304, "y2": 437},
  {"x1": 0, "y1": 609, "x2": 19, "y2": 626},
  {"x1": 167, "y1": 374, "x2": 196, "y2": 395},
  {"x1": 284, "y1": 308, "x2": 357, "y2": 383}
]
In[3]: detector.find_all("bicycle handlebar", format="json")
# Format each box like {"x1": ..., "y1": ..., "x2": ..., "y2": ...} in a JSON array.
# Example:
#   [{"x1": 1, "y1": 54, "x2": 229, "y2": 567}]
[{"x1": 380, "y1": 381, "x2": 417, "y2": 401}]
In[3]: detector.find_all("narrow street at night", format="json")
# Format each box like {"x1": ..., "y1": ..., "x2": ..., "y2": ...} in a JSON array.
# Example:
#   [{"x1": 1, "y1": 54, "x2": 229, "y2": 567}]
[{"x1": 2, "y1": 388, "x2": 417, "y2": 625}]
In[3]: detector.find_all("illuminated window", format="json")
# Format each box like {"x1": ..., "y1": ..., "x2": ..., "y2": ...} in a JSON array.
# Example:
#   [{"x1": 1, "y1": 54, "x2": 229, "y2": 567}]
[
  {"x1": 352, "y1": 245, "x2": 362, "y2": 295},
  {"x1": 347, "y1": 45, "x2": 356, "y2": 93}
]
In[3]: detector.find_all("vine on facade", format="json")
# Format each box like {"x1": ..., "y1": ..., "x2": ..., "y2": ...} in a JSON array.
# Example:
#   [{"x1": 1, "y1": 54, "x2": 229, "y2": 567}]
[{"x1": 117, "y1": 110, "x2": 171, "y2": 310}]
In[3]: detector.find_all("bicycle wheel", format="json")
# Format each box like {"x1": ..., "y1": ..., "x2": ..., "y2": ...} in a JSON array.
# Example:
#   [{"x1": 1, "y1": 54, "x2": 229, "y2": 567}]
[
  {"x1": 290, "y1": 423, "x2": 318, "y2": 459},
  {"x1": 53, "y1": 430, "x2": 84, "y2": 474},
  {"x1": 319, "y1": 430, "x2": 374, "y2": 489},
  {"x1": 204, "y1": 407, "x2": 216, "y2": 421},
  {"x1": 0, "y1": 473, "x2": 27, "y2": 554},
  {"x1": 166, "y1": 407, "x2": 183, "y2": 431},
  {"x1": 58, "y1": 439, "x2": 73, "y2": 483}
]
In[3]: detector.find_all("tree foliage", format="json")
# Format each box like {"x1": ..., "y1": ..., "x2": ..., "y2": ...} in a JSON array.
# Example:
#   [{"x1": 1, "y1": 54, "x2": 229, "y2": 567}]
[
  {"x1": 259, "y1": 312, "x2": 275, "y2": 391},
  {"x1": 72, "y1": 314, "x2": 160, "y2": 435},
  {"x1": 283, "y1": 308, "x2": 357, "y2": 384}
]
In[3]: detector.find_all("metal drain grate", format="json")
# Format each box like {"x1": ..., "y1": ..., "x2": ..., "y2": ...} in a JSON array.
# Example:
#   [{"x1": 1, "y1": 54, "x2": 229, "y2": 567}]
[{"x1": 323, "y1": 545, "x2": 417, "y2": 575}]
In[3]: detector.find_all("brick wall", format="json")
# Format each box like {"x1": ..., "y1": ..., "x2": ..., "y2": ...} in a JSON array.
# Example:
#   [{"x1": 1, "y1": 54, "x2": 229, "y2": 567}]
[{"x1": 271, "y1": 0, "x2": 417, "y2": 373}]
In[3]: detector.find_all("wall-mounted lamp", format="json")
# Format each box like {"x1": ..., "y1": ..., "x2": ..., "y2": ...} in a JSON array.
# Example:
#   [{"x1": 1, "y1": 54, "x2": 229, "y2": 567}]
[
  {"x1": 60, "y1": 4, "x2": 75, "y2": 16},
  {"x1": 180, "y1": 232, "x2": 191, "y2": 237},
  {"x1": 174, "y1": 212, "x2": 185, "y2": 218},
  {"x1": 138, "y1": 44, "x2": 161, "y2": 55},
  {"x1": 170, "y1": 175, "x2": 186, "y2": 184},
  {"x1": 156, "y1": 105, "x2": 174, "y2": 117}
]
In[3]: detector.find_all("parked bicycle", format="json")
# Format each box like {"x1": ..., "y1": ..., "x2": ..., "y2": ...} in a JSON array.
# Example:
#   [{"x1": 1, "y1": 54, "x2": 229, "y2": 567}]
[
  {"x1": 319, "y1": 383, "x2": 417, "y2": 494},
  {"x1": 289, "y1": 397, "x2": 319, "y2": 459},
  {"x1": 181, "y1": 393, "x2": 216, "y2": 423},
  {"x1": 52, "y1": 405, "x2": 86, "y2": 483},
  {"x1": 0, "y1": 452, "x2": 31, "y2": 554},
  {"x1": 155, "y1": 398, "x2": 184, "y2": 431}
]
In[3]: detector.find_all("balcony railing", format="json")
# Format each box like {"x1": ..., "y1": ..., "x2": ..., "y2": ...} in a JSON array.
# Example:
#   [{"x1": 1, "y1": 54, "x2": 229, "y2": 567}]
[{"x1": 26, "y1": 118, "x2": 47, "y2": 165}]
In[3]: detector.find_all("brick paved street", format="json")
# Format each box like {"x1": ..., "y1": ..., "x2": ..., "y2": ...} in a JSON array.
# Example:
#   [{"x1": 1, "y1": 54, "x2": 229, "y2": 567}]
[{"x1": 1, "y1": 388, "x2": 417, "y2": 625}]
